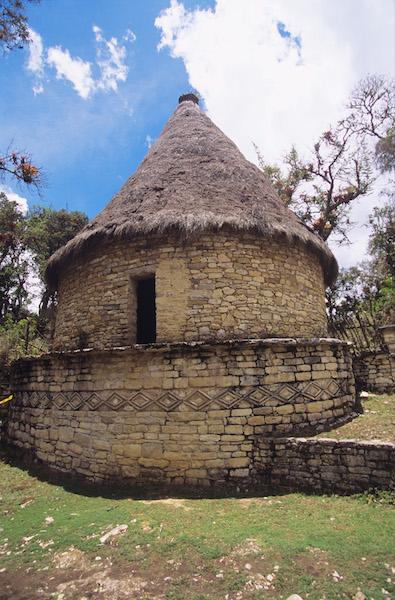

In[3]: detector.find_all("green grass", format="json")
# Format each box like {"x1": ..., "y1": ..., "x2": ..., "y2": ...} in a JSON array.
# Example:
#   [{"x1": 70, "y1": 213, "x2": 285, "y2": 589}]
[
  {"x1": 0, "y1": 393, "x2": 394, "y2": 599},
  {"x1": 0, "y1": 452, "x2": 394, "y2": 599},
  {"x1": 315, "y1": 391, "x2": 395, "y2": 443}
]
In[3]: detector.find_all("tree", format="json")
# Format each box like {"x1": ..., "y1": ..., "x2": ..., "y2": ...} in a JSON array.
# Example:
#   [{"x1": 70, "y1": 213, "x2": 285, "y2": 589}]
[
  {"x1": 368, "y1": 199, "x2": 395, "y2": 278},
  {"x1": 0, "y1": 147, "x2": 43, "y2": 192},
  {"x1": 257, "y1": 74, "x2": 394, "y2": 243},
  {"x1": 0, "y1": 196, "x2": 89, "y2": 329},
  {"x1": 0, "y1": 193, "x2": 29, "y2": 323},
  {"x1": 256, "y1": 130, "x2": 373, "y2": 243},
  {"x1": 327, "y1": 199, "x2": 395, "y2": 326},
  {"x1": 25, "y1": 205, "x2": 89, "y2": 315},
  {"x1": 342, "y1": 74, "x2": 395, "y2": 173},
  {"x1": 0, "y1": 0, "x2": 40, "y2": 54}
]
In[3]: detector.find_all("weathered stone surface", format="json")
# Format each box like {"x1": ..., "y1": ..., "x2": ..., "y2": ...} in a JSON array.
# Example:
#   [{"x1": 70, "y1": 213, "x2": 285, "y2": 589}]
[
  {"x1": 354, "y1": 351, "x2": 395, "y2": 394},
  {"x1": 6, "y1": 338, "x2": 364, "y2": 488},
  {"x1": 53, "y1": 232, "x2": 328, "y2": 350}
]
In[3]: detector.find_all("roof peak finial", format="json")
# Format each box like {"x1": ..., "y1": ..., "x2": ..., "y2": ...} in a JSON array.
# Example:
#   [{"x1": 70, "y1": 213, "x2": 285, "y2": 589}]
[{"x1": 179, "y1": 93, "x2": 199, "y2": 105}]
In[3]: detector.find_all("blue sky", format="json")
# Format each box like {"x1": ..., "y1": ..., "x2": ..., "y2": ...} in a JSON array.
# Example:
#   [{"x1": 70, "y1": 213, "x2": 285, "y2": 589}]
[{"x1": 0, "y1": 0, "x2": 394, "y2": 269}]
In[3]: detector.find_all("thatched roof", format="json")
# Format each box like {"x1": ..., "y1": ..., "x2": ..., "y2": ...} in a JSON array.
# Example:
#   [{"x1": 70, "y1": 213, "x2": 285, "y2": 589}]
[{"x1": 45, "y1": 95, "x2": 338, "y2": 287}]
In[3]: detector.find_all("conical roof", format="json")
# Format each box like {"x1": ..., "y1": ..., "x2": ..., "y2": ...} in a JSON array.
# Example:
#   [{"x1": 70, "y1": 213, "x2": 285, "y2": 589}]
[{"x1": 45, "y1": 95, "x2": 338, "y2": 286}]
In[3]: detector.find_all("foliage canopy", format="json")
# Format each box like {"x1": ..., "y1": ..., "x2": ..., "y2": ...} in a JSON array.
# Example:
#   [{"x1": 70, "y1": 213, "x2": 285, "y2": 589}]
[{"x1": 0, "y1": 0, "x2": 40, "y2": 54}]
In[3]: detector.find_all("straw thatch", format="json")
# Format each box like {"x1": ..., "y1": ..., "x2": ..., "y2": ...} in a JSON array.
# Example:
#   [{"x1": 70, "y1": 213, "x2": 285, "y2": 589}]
[{"x1": 45, "y1": 96, "x2": 338, "y2": 287}]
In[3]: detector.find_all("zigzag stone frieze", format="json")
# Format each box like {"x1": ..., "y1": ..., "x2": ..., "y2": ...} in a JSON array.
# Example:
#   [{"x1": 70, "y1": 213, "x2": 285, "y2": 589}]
[{"x1": 15, "y1": 379, "x2": 350, "y2": 412}]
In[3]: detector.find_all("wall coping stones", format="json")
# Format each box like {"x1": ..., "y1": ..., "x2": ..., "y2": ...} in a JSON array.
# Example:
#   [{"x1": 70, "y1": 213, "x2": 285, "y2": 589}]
[
  {"x1": 274, "y1": 437, "x2": 395, "y2": 450},
  {"x1": 13, "y1": 337, "x2": 352, "y2": 365},
  {"x1": 8, "y1": 335, "x2": 361, "y2": 488}
]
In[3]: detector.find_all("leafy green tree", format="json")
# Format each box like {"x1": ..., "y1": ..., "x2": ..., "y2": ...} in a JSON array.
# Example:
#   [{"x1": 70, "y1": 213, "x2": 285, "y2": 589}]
[
  {"x1": 26, "y1": 205, "x2": 89, "y2": 316},
  {"x1": 368, "y1": 199, "x2": 395, "y2": 278},
  {"x1": 0, "y1": 193, "x2": 29, "y2": 323},
  {"x1": 0, "y1": 0, "x2": 40, "y2": 54},
  {"x1": 366, "y1": 199, "x2": 395, "y2": 323},
  {"x1": 0, "y1": 196, "x2": 89, "y2": 327},
  {"x1": 327, "y1": 199, "x2": 395, "y2": 326},
  {"x1": 0, "y1": 315, "x2": 46, "y2": 369}
]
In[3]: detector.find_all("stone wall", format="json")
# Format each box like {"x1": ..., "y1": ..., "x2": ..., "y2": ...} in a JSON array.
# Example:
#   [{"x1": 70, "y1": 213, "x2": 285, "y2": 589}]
[
  {"x1": 254, "y1": 437, "x2": 394, "y2": 493},
  {"x1": 353, "y1": 351, "x2": 395, "y2": 393},
  {"x1": 7, "y1": 339, "x2": 355, "y2": 486},
  {"x1": 0, "y1": 370, "x2": 11, "y2": 425},
  {"x1": 53, "y1": 231, "x2": 327, "y2": 350}
]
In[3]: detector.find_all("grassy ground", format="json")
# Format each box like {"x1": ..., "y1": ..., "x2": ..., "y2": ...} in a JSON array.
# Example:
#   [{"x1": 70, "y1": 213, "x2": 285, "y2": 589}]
[
  {"x1": 0, "y1": 393, "x2": 394, "y2": 600},
  {"x1": 314, "y1": 392, "x2": 395, "y2": 443}
]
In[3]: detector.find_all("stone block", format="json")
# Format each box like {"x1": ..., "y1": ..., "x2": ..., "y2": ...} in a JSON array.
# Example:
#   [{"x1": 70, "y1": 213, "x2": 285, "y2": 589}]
[
  {"x1": 265, "y1": 416, "x2": 283, "y2": 425},
  {"x1": 220, "y1": 434, "x2": 245, "y2": 442},
  {"x1": 185, "y1": 468, "x2": 207, "y2": 478},
  {"x1": 69, "y1": 443, "x2": 83, "y2": 455},
  {"x1": 248, "y1": 416, "x2": 265, "y2": 426},
  {"x1": 121, "y1": 465, "x2": 141, "y2": 478},
  {"x1": 276, "y1": 404, "x2": 294, "y2": 415},
  {"x1": 226, "y1": 457, "x2": 249, "y2": 468},
  {"x1": 141, "y1": 442, "x2": 163, "y2": 459},
  {"x1": 124, "y1": 444, "x2": 142, "y2": 458},
  {"x1": 74, "y1": 433, "x2": 91, "y2": 447},
  {"x1": 230, "y1": 468, "x2": 250, "y2": 477},
  {"x1": 231, "y1": 408, "x2": 253, "y2": 416},
  {"x1": 92, "y1": 439, "x2": 111, "y2": 451},
  {"x1": 138, "y1": 458, "x2": 169, "y2": 468},
  {"x1": 112, "y1": 444, "x2": 125, "y2": 456},
  {"x1": 224, "y1": 425, "x2": 244, "y2": 434},
  {"x1": 306, "y1": 401, "x2": 324, "y2": 413}
]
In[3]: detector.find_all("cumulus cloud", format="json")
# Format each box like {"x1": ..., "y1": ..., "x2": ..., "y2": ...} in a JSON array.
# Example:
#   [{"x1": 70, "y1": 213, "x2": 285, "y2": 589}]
[
  {"x1": 25, "y1": 26, "x2": 136, "y2": 99},
  {"x1": 155, "y1": 0, "x2": 394, "y2": 164},
  {"x1": 155, "y1": 0, "x2": 394, "y2": 267}
]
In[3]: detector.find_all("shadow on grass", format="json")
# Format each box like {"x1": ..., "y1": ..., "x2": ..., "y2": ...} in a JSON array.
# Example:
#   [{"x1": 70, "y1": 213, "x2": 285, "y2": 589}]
[{"x1": 1, "y1": 442, "x2": 394, "y2": 509}]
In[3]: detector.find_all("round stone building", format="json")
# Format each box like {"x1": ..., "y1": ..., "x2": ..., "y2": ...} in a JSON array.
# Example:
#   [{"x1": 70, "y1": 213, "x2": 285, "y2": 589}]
[{"x1": 7, "y1": 95, "x2": 356, "y2": 487}]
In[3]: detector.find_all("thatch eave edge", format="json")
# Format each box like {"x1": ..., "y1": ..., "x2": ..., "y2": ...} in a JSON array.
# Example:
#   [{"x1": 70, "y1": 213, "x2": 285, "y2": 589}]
[{"x1": 44, "y1": 218, "x2": 338, "y2": 289}]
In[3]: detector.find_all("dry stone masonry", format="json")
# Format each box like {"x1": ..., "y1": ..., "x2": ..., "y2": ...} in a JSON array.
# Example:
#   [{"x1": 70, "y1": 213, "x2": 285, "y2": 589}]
[
  {"x1": 53, "y1": 232, "x2": 327, "y2": 351},
  {"x1": 6, "y1": 94, "x2": 378, "y2": 491},
  {"x1": 9, "y1": 339, "x2": 356, "y2": 486},
  {"x1": 354, "y1": 351, "x2": 395, "y2": 394},
  {"x1": 255, "y1": 438, "x2": 394, "y2": 492}
]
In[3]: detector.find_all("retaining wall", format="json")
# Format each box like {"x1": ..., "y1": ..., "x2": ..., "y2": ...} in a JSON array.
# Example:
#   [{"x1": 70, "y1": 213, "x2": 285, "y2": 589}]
[
  {"x1": 254, "y1": 438, "x2": 394, "y2": 493},
  {"x1": 7, "y1": 338, "x2": 355, "y2": 486},
  {"x1": 353, "y1": 351, "x2": 395, "y2": 393}
]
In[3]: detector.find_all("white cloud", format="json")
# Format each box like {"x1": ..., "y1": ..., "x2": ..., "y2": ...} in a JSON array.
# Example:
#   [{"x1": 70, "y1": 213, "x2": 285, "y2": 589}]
[
  {"x1": 26, "y1": 29, "x2": 44, "y2": 76},
  {"x1": 26, "y1": 26, "x2": 136, "y2": 99},
  {"x1": 124, "y1": 29, "x2": 137, "y2": 43},
  {"x1": 155, "y1": 0, "x2": 394, "y2": 268},
  {"x1": 32, "y1": 82, "x2": 44, "y2": 95},
  {"x1": 146, "y1": 135, "x2": 155, "y2": 148},
  {"x1": 26, "y1": 29, "x2": 45, "y2": 95},
  {"x1": 47, "y1": 46, "x2": 95, "y2": 99},
  {"x1": 155, "y1": 0, "x2": 394, "y2": 164},
  {"x1": 93, "y1": 26, "x2": 129, "y2": 93}
]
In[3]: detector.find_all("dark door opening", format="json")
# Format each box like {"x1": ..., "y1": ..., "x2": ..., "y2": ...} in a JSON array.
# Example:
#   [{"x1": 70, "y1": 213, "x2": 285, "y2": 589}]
[{"x1": 136, "y1": 277, "x2": 156, "y2": 343}]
